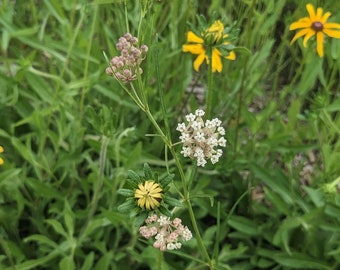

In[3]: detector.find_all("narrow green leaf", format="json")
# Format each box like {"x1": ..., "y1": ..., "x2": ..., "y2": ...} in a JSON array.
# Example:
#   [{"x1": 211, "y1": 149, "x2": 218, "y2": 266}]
[
  {"x1": 45, "y1": 219, "x2": 67, "y2": 238},
  {"x1": 273, "y1": 252, "x2": 329, "y2": 269},
  {"x1": 24, "y1": 234, "x2": 58, "y2": 249},
  {"x1": 163, "y1": 196, "x2": 183, "y2": 207},
  {"x1": 143, "y1": 163, "x2": 153, "y2": 179},
  {"x1": 127, "y1": 170, "x2": 142, "y2": 186},
  {"x1": 81, "y1": 252, "x2": 95, "y2": 270},
  {"x1": 158, "y1": 205, "x2": 172, "y2": 217},
  {"x1": 325, "y1": 98, "x2": 340, "y2": 112},
  {"x1": 227, "y1": 215, "x2": 260, "y2": 236},
  {"x1": 134, "y1": 212, "x2": 148, "y2": 227},
  {"x1": 59, "y1": 255, "x2": 75, "y2": 270},
  {"x1": 117, "y1": 188, "x2": 134, "y2": 197},
  {"x1": 249, "y1": 163, "x2": 293, "y2": 204},
  {"x1": 94, "y1": 253, "x2": 113, "y2": 270},
  {"x1": 64, "y1": 201, "x2": 74, "y2": 237},
  {"x1": 159, "y1": 174, "x2": 174, "y2": 188},
  {"x1": 117, "y1": 199, "x2": 136, "y2": 213}
]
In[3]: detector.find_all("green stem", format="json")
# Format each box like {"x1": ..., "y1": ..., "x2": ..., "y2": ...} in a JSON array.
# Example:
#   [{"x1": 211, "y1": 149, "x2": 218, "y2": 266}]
[
  {"x1": 144, "y1": 109, "x2": 211, "y2": 267},
  {"x1": 157, "y1": 249, "x2": 163, "y2": 270},
  {"x1": 233, "y1": 0, "x2": 254, "y2": 157},
  {"x1": 79, "y1": 4, "x2": 98, "y2": 125},
  {"x1": 206, "y1": 58, "x2": 214, "y2": 119},
  {"x1": 130, "y1": 82, "x2": 147, "y2": 110},
  {"x1": 87, "y1": 136, "x2": 110, "y2": 223},
  {"x1": 186, "y1": 198, "x2": 212, "y2": 267},
  {"x1": 233, "y1": 57, "x2": 248, "y2": 157},
  {"x1": 278, "y1": 49, "x2": 312, "y2": 107},
  {"x1": 124, "y1": 0, "x2": 129, "y2": 33}
]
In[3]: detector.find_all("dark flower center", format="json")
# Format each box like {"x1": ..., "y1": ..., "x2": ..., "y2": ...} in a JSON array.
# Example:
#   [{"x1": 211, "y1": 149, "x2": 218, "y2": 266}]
[{"x1": 311, "y1": 21, "x2": 323, "y2": 32}]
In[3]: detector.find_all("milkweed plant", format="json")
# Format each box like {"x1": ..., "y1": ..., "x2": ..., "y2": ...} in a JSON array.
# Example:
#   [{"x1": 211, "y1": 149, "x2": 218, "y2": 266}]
[
  {"x1": 103, "y1": 3, "x2": 340, "y2": 268},
  {"x1": 105, "y1": 18, "x2": 235, "y2": 267}
]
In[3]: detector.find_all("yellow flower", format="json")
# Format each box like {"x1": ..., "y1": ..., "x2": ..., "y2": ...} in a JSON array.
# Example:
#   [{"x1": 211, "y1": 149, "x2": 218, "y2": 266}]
[
  {"x1": 290, "y1": 3, "x2": 340, "y2": 57},
  {"x1": 182, "y1": 21, "x2": 236, "y2": 73},
  {"x1": 0, "y1": 146, "x2": 4, "y2": 165},
  {"x1": 205, "y1": 20, "x2": 224, "y2": 44},
  {"x1": 134, "y1": 180, "x2": 163, "y2": 210}
]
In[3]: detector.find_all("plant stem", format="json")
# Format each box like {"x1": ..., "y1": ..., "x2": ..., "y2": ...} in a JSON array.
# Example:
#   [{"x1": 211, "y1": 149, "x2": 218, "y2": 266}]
[
  {"x1": 206, "y1": 59, "x2": 214, "y2": 119},
  {"x1": 157, "y1": 249, "x2": 163, "y2": 270},
  {"x1": 233, "y1": 61, "x2": 247, "y2": 156},
  {"x1": 233, "y1": 0, "x2": 254, "y2": 157},
  {"x1": 87, "y1": 136, "x2": 109, "y2": 223},
  {"x1": 144, "y1": 109, "x2": 212, "y2": 268},
  {"x1": 186, "y1": 198, "x2": 212, "y2": 267}
]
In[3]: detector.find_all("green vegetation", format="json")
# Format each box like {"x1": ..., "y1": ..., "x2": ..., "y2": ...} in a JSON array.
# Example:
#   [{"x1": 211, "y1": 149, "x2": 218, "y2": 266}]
[{"x1": 1, "y1": 0, "x2": 340, "y2": 269}]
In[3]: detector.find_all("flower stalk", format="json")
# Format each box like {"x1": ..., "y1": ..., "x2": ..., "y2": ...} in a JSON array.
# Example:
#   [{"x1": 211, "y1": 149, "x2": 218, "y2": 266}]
[{"x1": 206, "y1": 58, "x2": 214, "y2": 119}]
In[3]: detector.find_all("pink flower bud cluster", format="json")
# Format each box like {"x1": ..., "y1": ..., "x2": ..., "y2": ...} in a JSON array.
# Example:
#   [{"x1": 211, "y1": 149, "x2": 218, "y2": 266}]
[
  {"x1": 139, "y1": 214, "x2": 192, "y2": 251},
  {"x1": 176, "y1": 109, "x2": 226, "y2": 167},
  {"x1": 106, "y1": 33, "x2": 148, "y2": 83}
]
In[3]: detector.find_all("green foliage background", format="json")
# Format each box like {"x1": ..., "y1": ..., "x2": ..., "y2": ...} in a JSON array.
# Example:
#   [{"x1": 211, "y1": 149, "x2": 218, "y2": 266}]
[{"x1": 1, "y1": 0, "x2": 340, "y2": 269}]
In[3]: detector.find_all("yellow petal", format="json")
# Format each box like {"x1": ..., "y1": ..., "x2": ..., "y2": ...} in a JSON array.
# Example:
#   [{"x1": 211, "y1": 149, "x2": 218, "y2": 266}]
[
  {"x1": 320, "y1": 12, "x2": 331, "y2": 24},
  {"x1": 0, "y1": 158, "x2": 3, "y2": 165},
  {"x1": 211, "y1": 49, "x2": 222, "y2": 73},
  {"x1": 323, "y1": 29, "x2": 340, "y2": 39},
  {"x1": 306, "y1": 4, "x2": 316, "y2": 21},
  {"x1": 315, "y1": 7, "x2": 324, "y2": 21},
  {"x1": 186, "y1": 31, "x2": 204, "y2": 43},
  {"x1": 145, "y1": 198, "x2": 151, "y2": 210},
  {"x1": 193, "y1": 53, "x2": 207, "y2": 72},
  {"x1": 0, "y1": 146, "x2": 3, "y2": 153},
  {"x1": 144, "y1": 181, "x2": 153, "y2": 190},
  {"x1": 150, "y1": 193, "x2": 162, "y2": 199},
  {"x1": 290, "y1": 28, "x2": 312, "y2": 44},
  {"x1": 183, "y1": 44, "x2": 205, "y2": 55},
  {"x1": 137, "y1": 197, "x2": 146, "y2": 208},
  {"x1": 302, "y1": 30, "x2": 316, "y2": 47},
  {"x1": 149, "y1": 197, "x2": 160, "y2": 208},
  {"x1": 225, "y1": 51, "x2": 236, "y2": 60},
  {"x1": 324, "y1": 22, "x2": 340, "y2": 29},
  {"x1": 150, "y1": 182, "x2": 160, "y2": 190},
  {"x1": 290, "y1": 18, "x2": 311, "y2": 30},
  {"x1": 151, "y1": 187, "x2": 162, "y2": 193},
  {"x1": 316, "y1": 31, "x2": 324, "y2": 57},
  {"x1": 134, "y1": 190, "x2": 144, "y2": 198},
  {"x1": 135, "y1": 185, "x2": 144, "y2": 192},
  {"x1": 207, "y1": 20, "x2": 224, "y2": 34},
  {"x1": 206, "y1": 20, "x2": 224, "y2": 42}
]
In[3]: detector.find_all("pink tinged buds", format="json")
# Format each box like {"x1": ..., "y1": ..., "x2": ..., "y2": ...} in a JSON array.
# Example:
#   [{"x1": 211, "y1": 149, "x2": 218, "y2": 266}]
[
  {"x1": 130, "y1": 37, "x2": 138, "y2": 45},
  {"x1": 139, "y1": 214, "x2": 192, "y2": 251},
  {"x1": 124, "y1": 32, "x2": 132, "y2": 40},
  {"x1": 141, "y1": 45, "x2": 148, "y2": 54},
  {"x1": 106, "y1": 33, "x2": 148, "y2": 83}
]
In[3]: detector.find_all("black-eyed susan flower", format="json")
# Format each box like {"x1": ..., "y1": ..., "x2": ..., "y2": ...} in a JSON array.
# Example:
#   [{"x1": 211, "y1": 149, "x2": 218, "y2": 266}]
[
  {"x1": 117, "y1": 163, "x2": 182, "y2": 223},
  {"x1": 290, "y1": 3, "x2": 340, "y2": 57},
  {"x1": 0, "y1": 146, "x2": 4, "y2": 165},
  {"x1": 183, "y1": 20, "x2": 236, "y2": 73},
  {"x1": 134, "y1": 180, "x2": 163, "y2": 210}
]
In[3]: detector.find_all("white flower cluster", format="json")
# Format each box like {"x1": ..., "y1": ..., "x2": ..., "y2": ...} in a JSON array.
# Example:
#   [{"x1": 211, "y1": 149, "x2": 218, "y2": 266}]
[
  {"x1": 139, "y1": 214, "x2": 192, "y2": 251},
  {"x1": 176, "y1": 109, "x2": 226, "y2": 167}
]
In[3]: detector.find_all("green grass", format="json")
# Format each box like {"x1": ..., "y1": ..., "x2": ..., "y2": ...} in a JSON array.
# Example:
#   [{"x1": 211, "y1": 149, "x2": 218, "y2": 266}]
[{"x1": 1, "y1": 0, "x2": 340, "y2": 269}]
